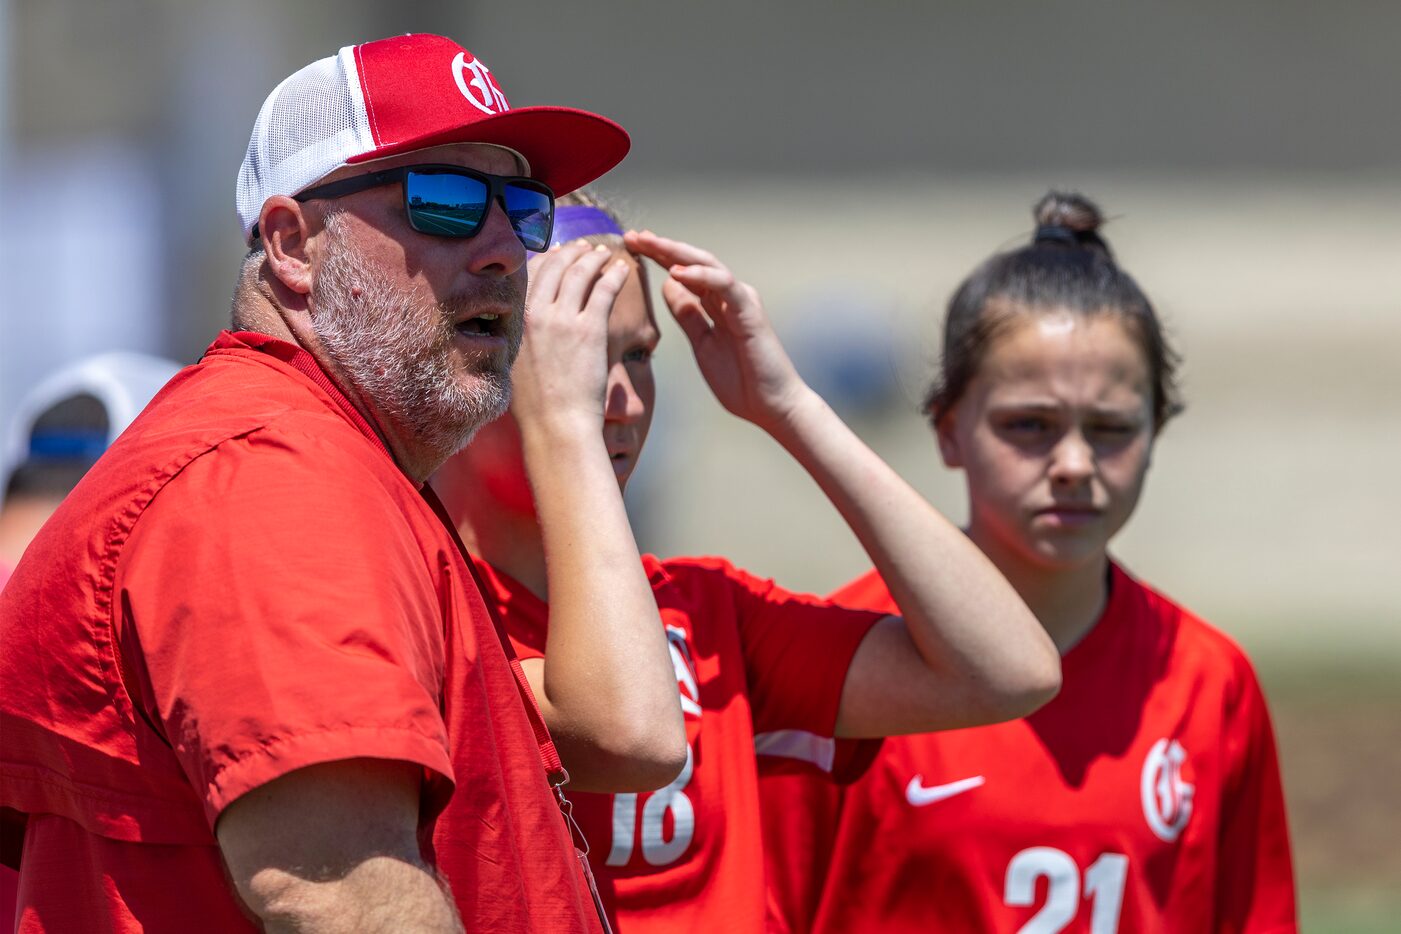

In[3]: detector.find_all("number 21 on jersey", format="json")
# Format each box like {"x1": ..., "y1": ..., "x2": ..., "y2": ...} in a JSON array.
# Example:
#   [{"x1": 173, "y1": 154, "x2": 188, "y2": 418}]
[{"x1": 1005, "y1": 847, "x2": 1128, "y2": 933}]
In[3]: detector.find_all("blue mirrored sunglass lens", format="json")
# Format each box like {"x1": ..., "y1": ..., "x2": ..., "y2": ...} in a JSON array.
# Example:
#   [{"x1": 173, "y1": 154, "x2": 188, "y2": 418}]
[
  {"x1": 503, "y1": 185, "x2": 553, "y2": 251},
  {"x1": 405, "y1": 172, "x2": 489, "y2": 237}
]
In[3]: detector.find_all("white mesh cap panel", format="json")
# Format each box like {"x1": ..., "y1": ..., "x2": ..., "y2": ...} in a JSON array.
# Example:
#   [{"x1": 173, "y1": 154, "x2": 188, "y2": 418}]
[
  {"x1": 3, "y1": 352, "x2": 181, "y2": 486},
  {"x1": 235, "y1": 46, "x2": 374, "y2": 243}
]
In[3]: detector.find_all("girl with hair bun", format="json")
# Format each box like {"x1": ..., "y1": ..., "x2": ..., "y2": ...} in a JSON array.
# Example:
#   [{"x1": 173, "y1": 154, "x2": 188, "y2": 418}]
[
  {"x1": 434, "y1": 190, "x2": 1061, "y2": 933},
  {"x1": 761, "y1": 192, "x2": 1297, "y2": 933}
]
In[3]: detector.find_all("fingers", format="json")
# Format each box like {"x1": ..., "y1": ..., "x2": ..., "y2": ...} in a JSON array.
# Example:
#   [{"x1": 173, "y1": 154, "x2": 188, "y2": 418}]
[
  {"x1": 625, "y1": 229, "x2": 746, "y2": 311},
  {"x1": 624, "y1": 230, "x2": 722, "y2": 272},
  {"x1": 582, "y1": 257, "x2": 633, "y2": 325},
  {"x1": 623, "y1": 228, "x2": 765, "y2": 347},
  {"x1": 526, "y1": 241, "x2": 595, "y2": 308},
  {"x1": 554, "y1": 245, "x2": 617, "y2": 316},
  {"x1": 512, "y1": 248, "x2": 629, "y2": 428},
  {"x1": 667, "y1": 262, "x2": 736, "y2": 295},
  {"x1": 665, "y1": 262, "x2": 769, "y2": 344},
  {"x1": 662, "y1": 277, "x2": 714, "y2": 348}
]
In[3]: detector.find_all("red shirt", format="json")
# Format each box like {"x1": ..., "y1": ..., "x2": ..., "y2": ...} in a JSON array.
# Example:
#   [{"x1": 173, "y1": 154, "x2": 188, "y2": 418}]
[
  {"x1": 0, "y1": 332, "x2": 598, "y2": 933},
  {"x1": 477, "y1": 555, "x2": 885, "y2": 934},
  {"x1": 762, "y1": 563, "x2": 1296, "y2": 934}
]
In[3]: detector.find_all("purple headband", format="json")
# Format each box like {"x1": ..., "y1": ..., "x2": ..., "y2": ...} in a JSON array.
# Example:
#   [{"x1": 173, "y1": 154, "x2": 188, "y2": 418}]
[{"x1": 550, "y1": 205, "x2": 625, "y2": 247}]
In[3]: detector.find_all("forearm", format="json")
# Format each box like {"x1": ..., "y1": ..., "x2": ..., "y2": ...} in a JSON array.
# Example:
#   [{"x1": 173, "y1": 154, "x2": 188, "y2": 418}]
[
  {"x1": 768, "y1": 388, "x2": 1060, "y2": 730},
  {"x1": 623, "y1": 228, "x2": 1056, "y2": 730},
  {"x1": 520, "y1": 420, "x2": 685, "y2": 791},
  {"x1": 247, "y1": 857, "x2": 461, "y2": 934},
  {"x1": 218, "y1": 760, "x2": 461, "y2": 933}
]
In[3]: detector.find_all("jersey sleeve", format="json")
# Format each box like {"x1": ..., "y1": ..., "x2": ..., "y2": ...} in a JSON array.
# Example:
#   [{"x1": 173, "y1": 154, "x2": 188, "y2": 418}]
[
  {"x1": 1216, "y1": 655, "x2": 1298, "y2": 933},
  {"x1": 828, "y1": 567, "x2": 898, "y2": 615},
  {"x1": 117, "y1": 427, "x2": 455, "y2": 827},
  {"x1": 721, "y1": 562, "x2": 887, "y2": 781}
]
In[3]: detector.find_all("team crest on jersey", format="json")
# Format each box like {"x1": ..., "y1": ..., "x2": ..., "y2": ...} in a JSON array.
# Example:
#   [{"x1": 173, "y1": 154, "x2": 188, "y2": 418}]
[
  {"x1": 1140, "y1": 738, "x2": 1195, "y2": 842},
  {"x1": 451, "y1": 52, "x2": 509, "y2": 114},
  {"x1": 663, "y1": 619, "x2": 702, "y2": 719}
]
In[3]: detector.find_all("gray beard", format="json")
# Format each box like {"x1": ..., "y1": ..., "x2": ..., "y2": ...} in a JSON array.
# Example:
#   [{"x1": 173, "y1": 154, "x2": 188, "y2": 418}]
[{"x1": 310, "y1": 220, "x2": 523, "y2": 465}]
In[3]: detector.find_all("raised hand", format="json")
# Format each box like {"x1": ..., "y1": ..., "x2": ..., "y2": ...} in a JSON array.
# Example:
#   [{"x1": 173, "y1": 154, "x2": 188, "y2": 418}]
[
  {"x1": 512, "y1": 241, "x2": 633, "y2": 434},
  {"x1": 624, "y1": 229, "x2": 811, "y2": 434},
  {"x1": 493, "y1": 238, "x2": 688, "y2": 793}
]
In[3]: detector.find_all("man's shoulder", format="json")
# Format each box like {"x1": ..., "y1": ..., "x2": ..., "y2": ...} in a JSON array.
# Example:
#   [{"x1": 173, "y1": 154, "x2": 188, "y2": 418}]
[
  {"x1": 78, "y1": 352, "x2": 425, "y2": 554},
  {"x1": 155, "y1": 349, "x2": 363, "y2": 439},
  {"x1": 124, "y1": 351, "x2": 394, "y2": 483}
]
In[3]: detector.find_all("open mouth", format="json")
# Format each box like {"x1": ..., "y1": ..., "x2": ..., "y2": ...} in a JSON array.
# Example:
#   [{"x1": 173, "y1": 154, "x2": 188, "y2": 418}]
[{"x1": 454, "y1": 312, "x2": 507, "y2": 339}]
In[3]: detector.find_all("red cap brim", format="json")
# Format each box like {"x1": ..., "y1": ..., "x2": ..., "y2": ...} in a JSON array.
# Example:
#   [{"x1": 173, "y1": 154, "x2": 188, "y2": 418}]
[{"x1": 346, "y1": 105, "x2": 630, "y2": 196}]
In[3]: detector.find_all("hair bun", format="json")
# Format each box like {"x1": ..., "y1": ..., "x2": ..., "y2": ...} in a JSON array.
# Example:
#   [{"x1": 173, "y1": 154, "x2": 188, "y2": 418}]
[
  {"x1": 1033, "y1": 191, "x2": 1105, "y2": 234},
  {"x1": 1032, "y1": 190, "x2": 1111, "y2": 253}
]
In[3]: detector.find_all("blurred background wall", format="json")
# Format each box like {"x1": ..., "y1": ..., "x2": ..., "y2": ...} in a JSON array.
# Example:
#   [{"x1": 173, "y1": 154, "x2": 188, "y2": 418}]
[{"x1": 1, "y1": 1, "x2": 1396, "y2": 928}]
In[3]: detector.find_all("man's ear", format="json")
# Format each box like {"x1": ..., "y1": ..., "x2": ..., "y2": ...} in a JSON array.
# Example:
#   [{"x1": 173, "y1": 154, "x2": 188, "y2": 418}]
[
  {"x1": 934, "y1": 409, "x2": 964, "y2": 468},
  {"x1": 259, "y1": 196, "x2": 316, "y2": 296}
]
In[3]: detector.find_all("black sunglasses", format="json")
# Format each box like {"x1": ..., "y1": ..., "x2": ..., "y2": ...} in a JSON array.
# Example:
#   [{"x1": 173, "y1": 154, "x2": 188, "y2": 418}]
[{"x1": 257, "y1": 164, "x2": 556, "y2": 252}]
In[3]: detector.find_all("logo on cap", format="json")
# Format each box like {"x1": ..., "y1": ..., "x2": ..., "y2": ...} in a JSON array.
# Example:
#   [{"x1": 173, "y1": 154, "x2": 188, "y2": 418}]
[{"x1": 452, "y1": 52, "x2": 509, "y2": 115}]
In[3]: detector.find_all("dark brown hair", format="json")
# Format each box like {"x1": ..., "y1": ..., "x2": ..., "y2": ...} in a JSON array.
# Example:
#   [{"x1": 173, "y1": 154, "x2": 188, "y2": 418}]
[{"x1": 924, "y1": 191, "x2": 1183, "y2": 430}]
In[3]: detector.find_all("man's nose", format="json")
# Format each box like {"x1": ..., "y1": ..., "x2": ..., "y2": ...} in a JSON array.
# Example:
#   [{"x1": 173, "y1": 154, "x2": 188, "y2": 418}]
[{"x1": 464, "y1": 199, "x2": 527, "y2": 276}]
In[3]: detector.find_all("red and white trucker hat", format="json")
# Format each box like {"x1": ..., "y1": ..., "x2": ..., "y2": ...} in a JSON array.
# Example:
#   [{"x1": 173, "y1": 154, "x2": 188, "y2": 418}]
[{"x1": 236, "y1": 33, "x2": 630, "y2": 245}]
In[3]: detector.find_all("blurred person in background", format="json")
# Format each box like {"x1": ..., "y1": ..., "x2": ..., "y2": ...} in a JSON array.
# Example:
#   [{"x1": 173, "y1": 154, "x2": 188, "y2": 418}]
[
  {"x1": 0, "y1": 33, "x2": 683, "y2": 933},
  {"x1": 0, "y1": 352, "x2": 180, "y2": 587},
  {"x1": 433, "y1": 192, "x2": 1061, "y2": 933},
  {"x1": 760, "y1": 192, "x2": 1297, "y2": 933},
  {"x1": 0, "y1": 352, "x2": 180, "y2": 926}
]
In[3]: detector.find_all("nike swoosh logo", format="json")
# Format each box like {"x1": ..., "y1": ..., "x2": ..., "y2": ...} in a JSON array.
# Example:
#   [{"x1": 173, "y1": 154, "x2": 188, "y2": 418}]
[{"x1": 905, "y1": 774, "x2": 985, "y2": 807}]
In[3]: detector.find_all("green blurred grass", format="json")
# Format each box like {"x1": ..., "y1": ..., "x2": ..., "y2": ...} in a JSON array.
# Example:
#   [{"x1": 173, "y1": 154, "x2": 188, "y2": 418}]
[
  {"x1": 1253, "y1": 650, "x2": 1401, "y2": 934},
  {"x1": 1300, "y1": 890, "x2": 1401, "y2": 934}
]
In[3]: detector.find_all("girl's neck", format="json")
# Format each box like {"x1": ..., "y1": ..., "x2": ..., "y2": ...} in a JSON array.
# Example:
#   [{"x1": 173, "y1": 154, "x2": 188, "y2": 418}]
[
  {"x1": 437, "y1": 479, "x2": 550, "y2": 601},
  {"x1": 969, "y1": 528, "x2": 1110, "y2": 655}
]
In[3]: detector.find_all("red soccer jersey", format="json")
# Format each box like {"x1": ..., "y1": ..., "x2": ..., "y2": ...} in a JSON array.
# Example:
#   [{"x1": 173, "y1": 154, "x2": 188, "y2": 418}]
[
  {"x1": 476, "y1": 555, "x2": 885, "y2": 933},
  {"x1": 0, "y1": 332, "x2": 599, "y2": 933},
  {"x1": 0, "y1": 566, "x2": 15, "y2": 932},
  {"x1": 762, "y1": 563, "x2": 1296, "y2": 934}
]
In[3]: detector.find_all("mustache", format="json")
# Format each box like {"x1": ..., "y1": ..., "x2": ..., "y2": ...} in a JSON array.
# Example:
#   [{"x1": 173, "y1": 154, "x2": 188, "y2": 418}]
[{"x1": 439, "y1": 277, "x2": 526, "y2": 320}]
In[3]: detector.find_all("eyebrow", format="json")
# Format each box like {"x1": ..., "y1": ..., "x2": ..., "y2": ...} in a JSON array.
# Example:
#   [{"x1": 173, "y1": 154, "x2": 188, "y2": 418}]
[
  {"x1": 988, "y1": 400, "x2": 1143, "y2": 418},
  {"x1": 987, "y1": 400, "x2": 1061, "y2": 414}
]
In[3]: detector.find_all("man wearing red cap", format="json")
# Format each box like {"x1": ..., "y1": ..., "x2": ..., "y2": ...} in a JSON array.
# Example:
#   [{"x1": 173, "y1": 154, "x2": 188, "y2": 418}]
[{"x1": 0, "y1": 34, "x2": 681, "y2": 933}]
